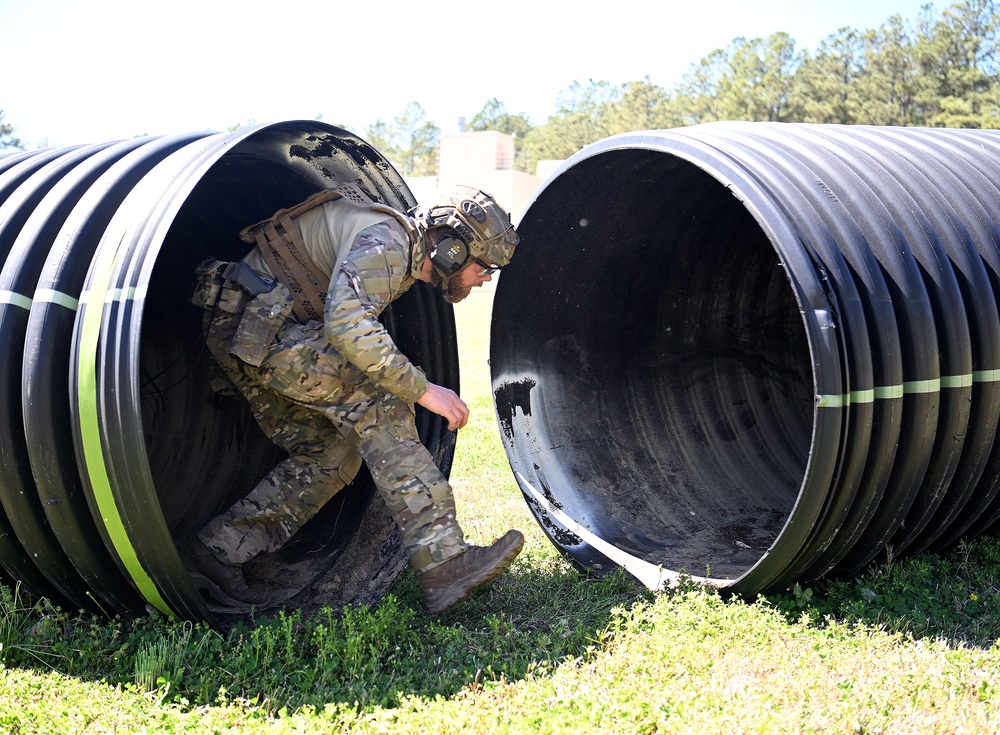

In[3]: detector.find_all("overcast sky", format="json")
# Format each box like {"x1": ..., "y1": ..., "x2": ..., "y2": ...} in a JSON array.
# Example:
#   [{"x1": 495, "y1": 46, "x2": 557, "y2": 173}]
[{"x1": 1, "y1": 0, "x2": 938, "y2": 150}]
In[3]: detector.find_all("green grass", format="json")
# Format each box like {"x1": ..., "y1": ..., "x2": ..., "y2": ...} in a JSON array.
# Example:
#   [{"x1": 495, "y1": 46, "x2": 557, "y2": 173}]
[{"x1": 2, "y1": 287, "x2": 1000, "y2": 733}]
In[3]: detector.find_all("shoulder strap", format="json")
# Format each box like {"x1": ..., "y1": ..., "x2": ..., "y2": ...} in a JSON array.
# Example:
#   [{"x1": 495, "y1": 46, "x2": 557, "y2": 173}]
[
  {"x1": 239, "y1": 184, "x2": 412, "y2": 323},
  {"x1": 250, "y1": 213, "x2": 328, "y2": 323}
]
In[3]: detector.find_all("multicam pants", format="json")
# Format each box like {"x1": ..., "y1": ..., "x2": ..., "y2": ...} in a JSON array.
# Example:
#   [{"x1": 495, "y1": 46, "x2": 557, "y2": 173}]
[{"x1": 198, "y1": 308, "x2": 468, "y2": 574}]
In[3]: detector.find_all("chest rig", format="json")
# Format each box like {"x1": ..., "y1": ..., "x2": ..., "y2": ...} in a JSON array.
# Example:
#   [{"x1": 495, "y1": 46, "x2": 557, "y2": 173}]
[{"x1": 239, "y1": 184, "x2": 418, "y2": 323}]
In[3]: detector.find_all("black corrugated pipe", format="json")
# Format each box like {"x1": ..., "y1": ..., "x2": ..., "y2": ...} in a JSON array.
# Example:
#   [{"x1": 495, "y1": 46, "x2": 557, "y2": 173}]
[
  {"x1": 0, "y1": 121, "x2": 459, "y2": 626},
  {"x1": 491, "y1": 122, "x2": 1000, "y2": 596}
]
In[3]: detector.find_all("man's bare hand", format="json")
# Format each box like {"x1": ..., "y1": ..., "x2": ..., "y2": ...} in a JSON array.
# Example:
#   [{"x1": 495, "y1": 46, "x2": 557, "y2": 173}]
[{"x1": 417, "y1": 383, "x2": 470, "y2": 431}]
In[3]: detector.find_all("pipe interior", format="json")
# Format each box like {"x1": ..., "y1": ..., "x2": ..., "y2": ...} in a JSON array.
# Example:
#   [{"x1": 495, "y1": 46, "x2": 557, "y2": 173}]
[
  {"x1": 140, "y1": 151, "x2": 302, "y2": 544},
  {"x1": 496, "y1": 148, "x2": 815, "y2": 580},
  {"x1": 135, "y1": 130, "x2": 430, "y2": 576}
]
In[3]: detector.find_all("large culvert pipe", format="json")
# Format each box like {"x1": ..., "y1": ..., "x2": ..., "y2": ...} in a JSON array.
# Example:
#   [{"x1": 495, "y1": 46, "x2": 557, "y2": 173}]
[
  {"x1": 0, "y1": 121, "x2": 459, "y2": 625},
  {"x1": 491, "y1": 122, "x2": 1000, "y2": 596}
]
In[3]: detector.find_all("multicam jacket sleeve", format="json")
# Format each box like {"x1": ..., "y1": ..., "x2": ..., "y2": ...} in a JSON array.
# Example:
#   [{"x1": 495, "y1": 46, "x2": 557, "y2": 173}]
[{"x1": 323, "y1": 220, "x2": 429, "y2": 403}]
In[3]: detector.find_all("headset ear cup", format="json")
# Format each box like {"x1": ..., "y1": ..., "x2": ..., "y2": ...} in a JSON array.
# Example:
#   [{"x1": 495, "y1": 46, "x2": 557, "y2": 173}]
[{"x1": 430, "y1": 235, "x2": 469, "y2": 274}]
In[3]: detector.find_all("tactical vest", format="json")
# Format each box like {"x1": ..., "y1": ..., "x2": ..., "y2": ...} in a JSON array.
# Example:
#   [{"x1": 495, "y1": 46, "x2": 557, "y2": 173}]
[{"x1": 239, "y1": 184, "x2": 417, "y2": 323}]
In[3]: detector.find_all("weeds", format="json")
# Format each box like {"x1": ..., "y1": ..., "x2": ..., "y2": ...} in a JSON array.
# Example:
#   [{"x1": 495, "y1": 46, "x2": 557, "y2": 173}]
[
  {"x1": 4, "y1": 288, "x2": 1000, "y2": 732},
  {"x1": 0, "y1": 556, "x2": 646, "y2": 714},
  {"x1": 765, "y1": 534, "x2": 1000, "y2": 647}
]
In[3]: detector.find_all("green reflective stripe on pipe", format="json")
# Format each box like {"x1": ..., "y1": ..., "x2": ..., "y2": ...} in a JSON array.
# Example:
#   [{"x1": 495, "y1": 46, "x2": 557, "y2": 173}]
[
  {"x1": 903, "y1": 378, "x2": 941, "y2": 393},
  {"x1": 849, "y1": 389, "x2": 874, "y2": 404},
  {"x1": 105, "y1": 286, "x2": 141, "y2": 303},
  {"x1": 0, "y1": 290, "x2": 32, "y2": 310},
  {"x1": 874, "y1": 384, "x2": 904, "y2": 399},
  {"x1": 818, "y1": 373, "x2": 986, "y2": 407},
  {"x1": 817, "y1": 389, "x2": 879, "y2": 407},
  {"x1": 77, "y1": 265, "x2": 175, "y2": 618},
  {"x1": 816, "y1": 394, "x2": 844, "y2": 407},
  {"x1": 33, "y1": 289, "x2": 80, "y2": 311},
  {"x1": 940, "y1": 374, "x2": 973, "y2": 388}
]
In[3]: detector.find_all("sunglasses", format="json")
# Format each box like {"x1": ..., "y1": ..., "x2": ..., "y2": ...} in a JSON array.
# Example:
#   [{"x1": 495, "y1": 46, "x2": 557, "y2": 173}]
[{"x1": 473, "y1": 258, "x2": 501, "y2": 276}]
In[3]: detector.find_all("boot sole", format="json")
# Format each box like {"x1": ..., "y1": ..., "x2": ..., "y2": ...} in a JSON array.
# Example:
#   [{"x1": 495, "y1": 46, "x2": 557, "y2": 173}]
[
  {"x1": 187, "y1": 571, "x2": 259, "y2": 612},
  {"x1": 427, "y1": 533, "x2": 525, "y2": 613},
  {"x1": 182, "y1": 541, "x2": 275, "y2": 611}
]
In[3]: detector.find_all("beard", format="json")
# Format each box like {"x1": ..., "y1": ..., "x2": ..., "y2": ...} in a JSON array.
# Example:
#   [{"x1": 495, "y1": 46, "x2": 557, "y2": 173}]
[
  {"x1": 429, "y1": 269, "x2": 472, "y2": 304},
  {"x1": 443, "y1": 279, "x2": 472, "y2": 304}
]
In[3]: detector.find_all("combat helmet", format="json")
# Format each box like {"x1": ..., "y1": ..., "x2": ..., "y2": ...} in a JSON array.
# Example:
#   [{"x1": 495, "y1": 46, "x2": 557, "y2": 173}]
[{"x1": 411, "y1": 186, "x2": 519, "y2": 278}]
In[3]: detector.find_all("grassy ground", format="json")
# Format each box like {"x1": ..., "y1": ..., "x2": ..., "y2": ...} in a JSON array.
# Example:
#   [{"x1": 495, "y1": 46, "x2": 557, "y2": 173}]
[{"x1": 2, "y1": 287, "x2": 1000, "y2": 733}]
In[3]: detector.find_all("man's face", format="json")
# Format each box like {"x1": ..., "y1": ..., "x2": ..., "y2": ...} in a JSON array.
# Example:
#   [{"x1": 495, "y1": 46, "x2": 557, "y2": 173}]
[{"x1": 441, "y1": 259, "x2": 495, "y2": 304}]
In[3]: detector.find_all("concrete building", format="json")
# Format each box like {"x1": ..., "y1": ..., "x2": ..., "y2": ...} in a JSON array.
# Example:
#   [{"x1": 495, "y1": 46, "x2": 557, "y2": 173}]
[{"x1": 405, "y1": 129, "x2": 563, "y2": 223}]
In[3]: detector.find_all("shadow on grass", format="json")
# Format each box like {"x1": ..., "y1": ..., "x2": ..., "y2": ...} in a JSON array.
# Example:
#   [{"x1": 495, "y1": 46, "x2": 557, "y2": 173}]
[
  {"x1": 0, "y1": 556, "x2": 651, "y2": 713},
  {"x1": 760, "y1": 531, "x2": 1000, "y2": 649},
  {"x1": 15, "y1": 534, "x2": 997, "y2": 713}
]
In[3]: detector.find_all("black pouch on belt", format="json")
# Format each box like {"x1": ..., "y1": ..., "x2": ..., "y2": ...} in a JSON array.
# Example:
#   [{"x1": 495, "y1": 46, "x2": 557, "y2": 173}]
[{"x1": 189, "y1": 258, "x2": 229, "y2": 310}]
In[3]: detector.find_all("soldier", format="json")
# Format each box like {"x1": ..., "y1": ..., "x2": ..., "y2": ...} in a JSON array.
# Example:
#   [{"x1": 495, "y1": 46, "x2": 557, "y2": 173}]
[{"x1": 185, "y1": 184, "x2": 523, "y2": 613}]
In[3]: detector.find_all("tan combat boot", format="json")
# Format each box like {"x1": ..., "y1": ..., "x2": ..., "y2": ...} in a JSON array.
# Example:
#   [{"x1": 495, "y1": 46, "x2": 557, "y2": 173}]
[
  {"x1": 417, "y1": 530, "x2": 524, "y2": 613},
  {"x1": 182, "y1": 537, "x2": 274, "y2": 609}
]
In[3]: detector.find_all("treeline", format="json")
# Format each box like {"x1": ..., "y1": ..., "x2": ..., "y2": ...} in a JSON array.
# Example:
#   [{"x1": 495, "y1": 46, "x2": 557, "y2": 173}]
[
  {"x1": 3, "y1": 0, "x2": 996, "y2": 175},
  {"x1": 0, "y1": 111, "x2": 20, "y2": 151},
  {"x1": 368, "y1": 0, "x2": 999, "y2": 176}
]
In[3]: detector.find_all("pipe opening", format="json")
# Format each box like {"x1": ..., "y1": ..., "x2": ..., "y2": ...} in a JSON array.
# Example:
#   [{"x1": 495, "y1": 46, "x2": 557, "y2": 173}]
[
  {"x1": 1, "y1": 122, "x2": 456, "y2": 624},
  {"x1": 134, "y1": 128, "x2": 454, "y2": 612},
  {"x1": 493, "y1": 147, "x2": 813, "y2": 581}
]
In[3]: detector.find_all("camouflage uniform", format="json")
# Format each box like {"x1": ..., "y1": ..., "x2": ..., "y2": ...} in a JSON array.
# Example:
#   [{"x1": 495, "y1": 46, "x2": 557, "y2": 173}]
[{"x1": 198, "y1": 209, "x2": 468, "y2": 574}]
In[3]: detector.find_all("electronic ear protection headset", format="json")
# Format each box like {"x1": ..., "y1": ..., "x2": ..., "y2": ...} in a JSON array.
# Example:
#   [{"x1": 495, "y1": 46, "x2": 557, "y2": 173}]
[
  {"x1": 429, "y1": 228, "x2": 472, "y2": 275},
  {"x1": 411, "y1": 187, "x2": 517, "y2": 289}
]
